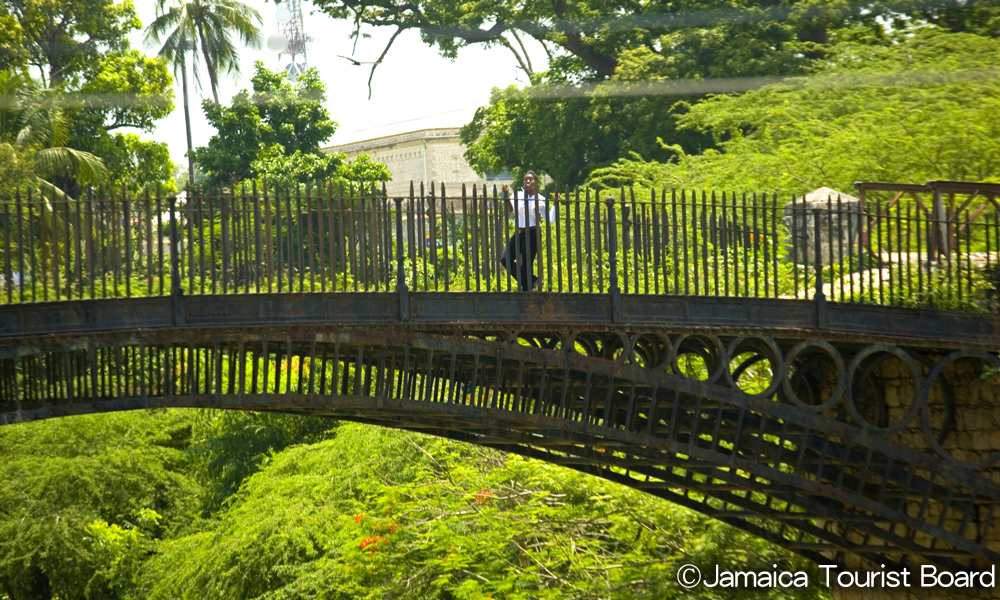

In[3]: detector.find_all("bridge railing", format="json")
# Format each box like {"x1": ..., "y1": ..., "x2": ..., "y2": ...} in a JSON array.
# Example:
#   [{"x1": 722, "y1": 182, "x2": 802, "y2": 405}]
[{"x1": 0, "y1": 183, "x2": 997, "y2": 311}]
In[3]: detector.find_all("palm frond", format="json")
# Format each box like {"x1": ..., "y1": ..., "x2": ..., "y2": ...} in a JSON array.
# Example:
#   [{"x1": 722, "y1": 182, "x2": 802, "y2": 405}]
[
  {"x1": 34, "y1": 147, "x2": 108, "y2": 186},
  {"x1": 36, "y1": 178, "x2": 71, "y2": 202},
  {"x1": 18, "y1": 89, "x2": 69, "y2": 148}
]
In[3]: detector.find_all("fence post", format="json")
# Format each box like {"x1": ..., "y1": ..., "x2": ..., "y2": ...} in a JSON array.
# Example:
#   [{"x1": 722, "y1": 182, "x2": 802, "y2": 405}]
[
  {"x1": 932, "y1": 186, "x2": 949, "y2": 259},
  {"x1": 813, "y1": 208, "x2": 827, "y2": 328},
  {"x1": 395, "y1": 197, "x2": 409, "y2": 321},
  {"x1": 169, "y1": 195, "x2": 184, "y2": 325},
  {"x1": 606, "y1": 197, "x2": 623, "y2": 323}
]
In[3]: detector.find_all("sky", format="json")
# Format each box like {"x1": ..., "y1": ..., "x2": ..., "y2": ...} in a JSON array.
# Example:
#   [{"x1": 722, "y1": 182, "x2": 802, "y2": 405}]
[{"x1": 130, "y1": 0, "x2": 549, "y2": 165}]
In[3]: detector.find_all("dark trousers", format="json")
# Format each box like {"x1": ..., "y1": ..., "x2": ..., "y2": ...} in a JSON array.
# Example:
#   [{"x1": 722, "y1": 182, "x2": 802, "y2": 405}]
[{"x1": 500, "y1": 227, "x2": 538, "y2": 291}]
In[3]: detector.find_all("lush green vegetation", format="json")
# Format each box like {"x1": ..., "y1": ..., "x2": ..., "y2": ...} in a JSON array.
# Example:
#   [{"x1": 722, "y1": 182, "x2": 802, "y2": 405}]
[
  {"x1": 192, "y1": 62, "x2": 390, "y2": 190},
  {"x1": 0, "y1": 412, "x2": 827, "y2": 600},
  {"x1": 0, "y1": 0, "x2": 389, "y2": 201},
  {"x1": 1, "y1": 0, "x2": 175, "y2": 197},
  {"x1": 585, "y1": 29, "x2": 1000, "y2": 195}
]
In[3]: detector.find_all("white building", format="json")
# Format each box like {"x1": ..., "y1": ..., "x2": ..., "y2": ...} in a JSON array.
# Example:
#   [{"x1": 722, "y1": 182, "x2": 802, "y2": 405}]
[{"x1": 322, "y1": 128, "x2": 513, "y2": 198}]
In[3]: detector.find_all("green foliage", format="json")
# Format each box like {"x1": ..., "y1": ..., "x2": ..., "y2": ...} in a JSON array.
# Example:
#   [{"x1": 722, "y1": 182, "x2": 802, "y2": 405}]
[
  {"x1": 2, "y1": 2, "x2": 177, "y2": 195},
  {"x1": 84, "y1": 513, "x2": 158, "y2": 599},
  {"x1": 193, "y1": 62, "x2": 388, "y2": 190},
  {"x1": 141, "y1": 423, "x2": 826, "y2": 600},
  {"x1": 251, "y1": 143, "x2": 340, "y2": 187},
  {"x1": 588, "y1": 29, "x2": 1000, "y2": 194},
  {"x1": 0, "y1": 69, "x2": 109, "y2": 198},
  {"x1": 461, "y1": 85, "x2": 611, "y2": 188},
  {"x1": 4, "y1": 0, "x2": 141, "y2": 86},
  {"x1": 73, "y1": 49, "x2": 174, "y2": 132},
  {"x1": 822, "y1": 259, "x2": 994, "y2": 311},
  {"x1": 0, "y1": 411, "x2": 201, "y2": 599},
  {"x1": 0, "y1": 9, "x2": 26, "y2": 71},
  {"x1": 247, "y1": 65, "x2": 334, "y2": 155},
  {"x1": 188, "y1": 410, "x2": 338, "y2": 513},
  {"x1": 322, "y1": 0, "x2": 889, "y2": 186},
  {"x1": 339, "y1": 154, "x2": 392, "y2": 190},
  {"x1": 310, "y1": 0, "x2": 884, "y2": 82},
  {"x1": 902, "y1": 0, "x2": 1000, "y2": 38},
  {"x1": 0, "y1": 143, "x2": 36, "y2": 202},
  {"x1": 65, "y1": 48, "x2": 176, "y2": 194},
  {"x1": 85, "y1": 134, "x2": 176, "y2": 195}
]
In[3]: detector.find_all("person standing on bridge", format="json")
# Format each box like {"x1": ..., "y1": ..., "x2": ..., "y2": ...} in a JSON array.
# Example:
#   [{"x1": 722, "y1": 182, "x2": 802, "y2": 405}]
[{"x1": 500, "y1": 171, "x2": 556, "y2": 291}]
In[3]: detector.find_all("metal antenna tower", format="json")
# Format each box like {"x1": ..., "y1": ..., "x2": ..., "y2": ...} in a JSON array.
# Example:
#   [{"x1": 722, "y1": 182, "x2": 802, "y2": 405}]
[{"x1": 267, "y1": 0, "x2": 311, "y2": 79}]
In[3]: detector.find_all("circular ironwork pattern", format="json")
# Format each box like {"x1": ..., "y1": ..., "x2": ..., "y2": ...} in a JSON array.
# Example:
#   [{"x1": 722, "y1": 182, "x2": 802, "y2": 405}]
[
  {"x1": 475, "y1": 331, "x2": 1000, "y2": 470},
  {"x1": 724, "y1": 336, "x2": 782, "y2": 398},
  {"x1": 671, "y1": 334, "x2": 726, "y2": 384},
  {"x1": 539, "y1": 332, "x2": 1000, "y2": 468},
  {"x1": 920, "y1": 350, "x2": 1000, "y2": 468},
  {"x1": 845, "y1": 345, "x2": 923, "y2": 435},
  {"x1": 1, "y1": 327, "x2": 995, "y2": 470},
  {"x1": 780, "y1": 340, "x2": 845, "y2": 412}
]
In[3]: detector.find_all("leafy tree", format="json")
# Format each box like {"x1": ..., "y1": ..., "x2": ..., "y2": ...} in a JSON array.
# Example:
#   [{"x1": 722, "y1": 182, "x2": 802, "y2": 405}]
[
  {"x1": 899, "y1": 0, "x2": 1000, "y2": 39},
  {"x1": 66, "y1": 49, "x2": 175, "y2": 194},
  {"x1": 461, "y1": 55, "x2": 715, "y2": 187},
  {"x1": 84, "y1": 133, "x2": 177, "y2": 195},
  {"x1": 193, "y1": 62, "x2": 390, "y2": 190},
  {"x1": 3, "y1": 0, "x2": 177, "y2": 195},
  {"x1": 0, "y1": 411, "x2": 202, "y2": 600},
  {"x1": 586, "y1": 28, "x2": 1000, "y2": 195},
  {"x1": 310, "y1": 0, "x2": 862, "y2": 81},
  {"x1": 315, "y1": 0, "x2": 890, "y2": 185},
  {"x1": 310, "y1": 0, "x2": 1000, "y2": 185},
  {"x1": 141, "y1": 423, "x2": 826, "y2": 600},
  {"x1": 144, "y1": 0, "x2": 263, "y2": 105},
  {"x1": 0, "y1": 142, "x2": 35, "y2": 202},
  {"x1": 71, "y1": 49, "x2": 174, "y2": 133},
  {"x1": 145, "y1": 0, "x2": 260, "y2": 191},
  {"x1": 3, "y1": 0, "x2": 141, "y2": 86},
  {"x1": 0, "y1": 9, "x2": 26, "y2": 71}
]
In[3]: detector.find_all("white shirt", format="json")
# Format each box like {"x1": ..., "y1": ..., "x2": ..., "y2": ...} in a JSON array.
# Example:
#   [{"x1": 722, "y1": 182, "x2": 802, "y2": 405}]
[{"x1": 511, "y1": 191, "x2": 556, "y2": 229}]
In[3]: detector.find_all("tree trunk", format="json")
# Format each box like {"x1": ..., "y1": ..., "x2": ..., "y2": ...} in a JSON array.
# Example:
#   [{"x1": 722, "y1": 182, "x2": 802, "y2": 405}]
[
  {"x1": 198, "y1": 29, "x2": 221, "y2": 104},
  {"x1": 181, "y1": 53, "x2": 195, "y2": 190}
]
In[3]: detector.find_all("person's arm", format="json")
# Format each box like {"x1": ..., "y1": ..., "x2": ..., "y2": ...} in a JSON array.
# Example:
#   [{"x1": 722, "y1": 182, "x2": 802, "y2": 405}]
[{"x1": 501, "y1": 183, "x2": 513, "y2": 212}]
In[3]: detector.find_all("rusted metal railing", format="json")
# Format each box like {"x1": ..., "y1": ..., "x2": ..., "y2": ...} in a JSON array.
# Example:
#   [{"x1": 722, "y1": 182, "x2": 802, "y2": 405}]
[{"x1": 1, "y1": 181, "x2": 997, "y2": 311}]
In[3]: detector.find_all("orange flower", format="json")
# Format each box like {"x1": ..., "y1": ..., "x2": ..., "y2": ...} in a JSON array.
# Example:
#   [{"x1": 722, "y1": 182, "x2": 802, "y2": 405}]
[
  {"x1": 354, "y1": 513, "x2": 364, "y2": 523},
  {"x1": 475, "y1": 489, "x2": 493, "y2": 504},
  {"x1": 360, "y1": 536, "x2": 386, "y2": 551}
]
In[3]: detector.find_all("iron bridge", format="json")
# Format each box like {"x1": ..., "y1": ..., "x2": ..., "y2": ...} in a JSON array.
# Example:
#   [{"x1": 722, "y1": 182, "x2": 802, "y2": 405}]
[{"x1": 1, "y1": 181, "x2": 999, "y2": 574}]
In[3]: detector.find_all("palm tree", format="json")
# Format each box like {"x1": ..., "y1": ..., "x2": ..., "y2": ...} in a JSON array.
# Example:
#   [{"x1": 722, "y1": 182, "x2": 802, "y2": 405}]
[
  {"x1": 0, "y1": 69, "x2": 107, "y2": 198},
  {"x1": 145, "y1": 0, "x2": 263, "y2": 105},
  {"x1": 144, "y1": 0, "x2": 262, "y2": 190}
]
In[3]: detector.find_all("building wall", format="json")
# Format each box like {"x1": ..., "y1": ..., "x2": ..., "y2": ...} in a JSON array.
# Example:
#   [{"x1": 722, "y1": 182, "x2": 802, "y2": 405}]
[{"x1": 323, "y1": 128, "x2": 512, "y2": 198}]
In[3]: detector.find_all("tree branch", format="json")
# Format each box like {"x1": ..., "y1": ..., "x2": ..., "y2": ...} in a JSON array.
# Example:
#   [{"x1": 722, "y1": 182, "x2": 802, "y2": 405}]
[
  {"x1": 367, "y1": 26, "x2": 406, "y2": 99},
  {"x1": 498, "y1": 35, "x2": 532, "y2": 77},
  {"x1": 511, "y1": 29, "x2": 534, "y2": 74},
  {"x1": 549, "y1": 0, "x2": 617, "y2": 77}
]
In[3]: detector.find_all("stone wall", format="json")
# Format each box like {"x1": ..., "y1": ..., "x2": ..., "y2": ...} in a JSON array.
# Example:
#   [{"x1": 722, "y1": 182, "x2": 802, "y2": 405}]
[{"x1": 822, "y1": 353, "x2": 1000, "y2": 600}]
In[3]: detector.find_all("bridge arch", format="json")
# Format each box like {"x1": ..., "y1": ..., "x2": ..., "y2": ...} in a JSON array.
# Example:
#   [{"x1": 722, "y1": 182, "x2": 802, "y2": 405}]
[{"x1": 2, "y1": 298, "x2": 999, "y2": 576}]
